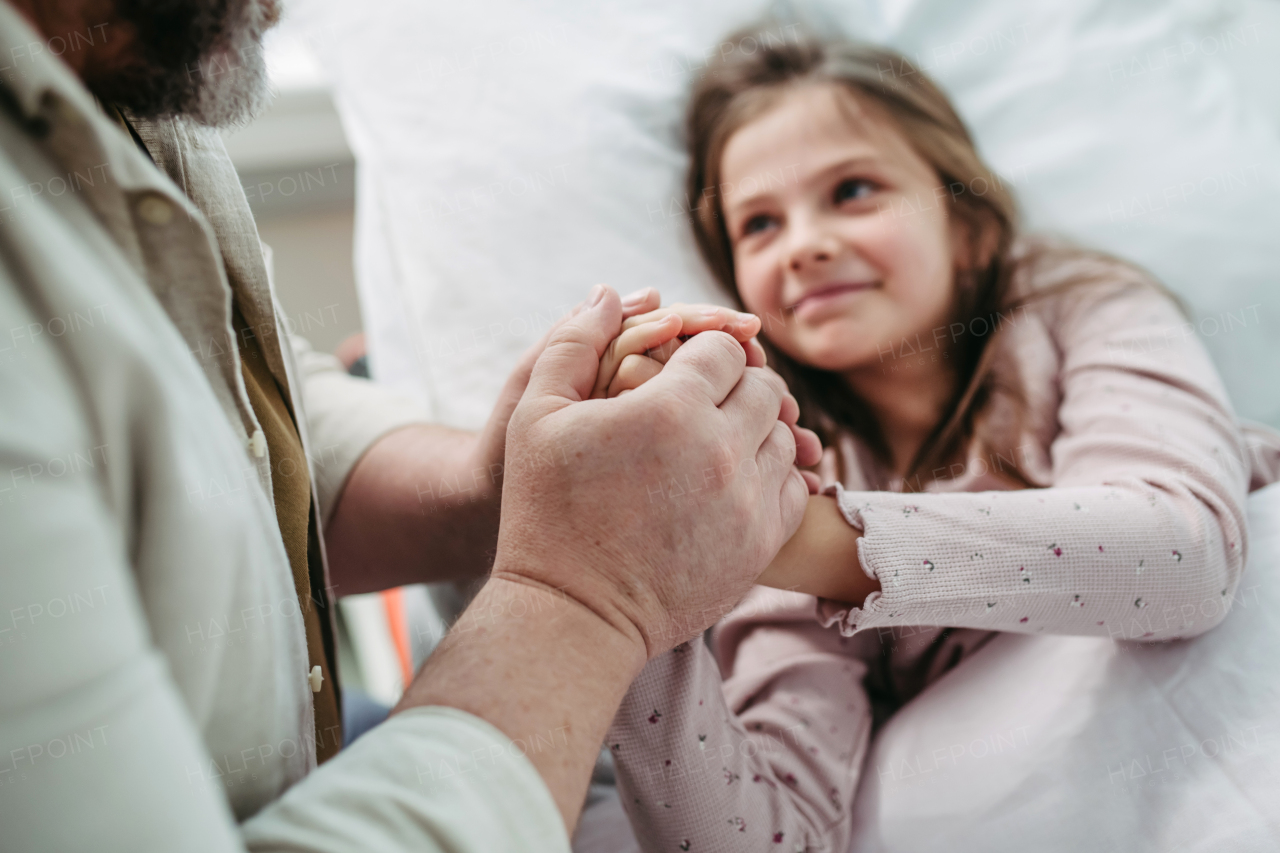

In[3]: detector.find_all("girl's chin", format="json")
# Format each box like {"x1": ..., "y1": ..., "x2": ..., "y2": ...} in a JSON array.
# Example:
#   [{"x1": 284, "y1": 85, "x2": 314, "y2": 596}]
[
  {"x1": 791, "y1": 342, "x2": 881, "y2": 373},
  {"x1": 785, "y1": 326, "x2": 884, "y2": 372}
]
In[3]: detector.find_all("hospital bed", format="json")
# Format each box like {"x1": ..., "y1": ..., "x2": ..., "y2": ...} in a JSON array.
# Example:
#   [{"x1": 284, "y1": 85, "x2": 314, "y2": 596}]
[{"x1": 282, "y1": 0, "x2": 1280, "y2": 848}]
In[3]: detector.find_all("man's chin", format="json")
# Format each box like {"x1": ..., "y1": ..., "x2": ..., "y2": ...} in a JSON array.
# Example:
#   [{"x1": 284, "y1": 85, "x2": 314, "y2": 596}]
[
  {"x1": 97, "y1": 0, "x2": 276, "y2": 128},
  {"x1": 186, "y1": 47, "x2": 272, "y2": 128}
]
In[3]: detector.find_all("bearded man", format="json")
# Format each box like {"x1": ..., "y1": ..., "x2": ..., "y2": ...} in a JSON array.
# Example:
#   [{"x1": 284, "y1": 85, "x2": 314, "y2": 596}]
[{"x1": 0, "y1": 1, "x2": 816, "y2": 850}]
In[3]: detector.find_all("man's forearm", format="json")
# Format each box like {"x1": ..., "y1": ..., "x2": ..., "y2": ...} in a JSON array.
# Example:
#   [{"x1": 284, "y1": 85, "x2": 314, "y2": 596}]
[
  {"x1": 324, "y1": 424, "x2": 502, "y2": 595},
  {"x1": 395, "y1": 575, "x2": 647, "y2": 830}
]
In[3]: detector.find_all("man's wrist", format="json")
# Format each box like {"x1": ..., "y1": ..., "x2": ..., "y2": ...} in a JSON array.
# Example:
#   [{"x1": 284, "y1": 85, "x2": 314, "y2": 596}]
[
  {"x1": 457, "y1": 433, "x2": 504, "y2": 507},
  {"x1": 399, "y1": 574, "x2": 646, "y2": 828},
  {"x1": 481, "y1": 567, "x2": 649, "y2": 677},
  {"x1": 400, "y1": 569, "x2": 648, "y2": 719}
]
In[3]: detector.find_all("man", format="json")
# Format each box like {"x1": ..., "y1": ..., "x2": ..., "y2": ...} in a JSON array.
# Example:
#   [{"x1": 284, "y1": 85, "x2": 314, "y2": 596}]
[{"x1": 0, "y1": 0, "x2": 818, "y2": 850}]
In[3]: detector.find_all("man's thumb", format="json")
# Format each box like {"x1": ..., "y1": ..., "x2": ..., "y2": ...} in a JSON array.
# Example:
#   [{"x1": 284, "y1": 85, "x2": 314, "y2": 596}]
[{"x1": 522, "y1": 285, "x2": 622, "y2": 413}]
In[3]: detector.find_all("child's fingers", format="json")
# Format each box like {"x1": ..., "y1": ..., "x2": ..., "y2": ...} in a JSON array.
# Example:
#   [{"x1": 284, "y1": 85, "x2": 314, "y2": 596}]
[
  {"x1": 632, "y1": 332, "x2": 762, "y2": 370},
  {"x1": 607, "y1": 354, "x2": 664, "y2": 397},
  {"x1": 623, "y1": 305, "x2": 764, "y2": 368},
  {"x1": 613, "y1": 331, "x2": 759, "y2": 404},
  {"x1": 623, "y1": 304, "x2": 760, "y2": 342},
  {"x1": 643, "y1": 335, "x2": 684, "y2": 365},
  {"x1": 619, "y1": 287, "x2": 661, "y2": 319},
  {"x1": 591, "y1": 314, "x2": 682, "y2": 399}
]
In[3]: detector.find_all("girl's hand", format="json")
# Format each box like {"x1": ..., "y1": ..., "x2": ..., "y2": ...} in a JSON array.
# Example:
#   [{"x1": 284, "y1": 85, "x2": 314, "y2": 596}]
[
  {"x1": 591, "y1": 301, "x2": 766, "y2": 399},
  {"x1": 593, "y1": 293, "x2": 821, "y2": 477}
]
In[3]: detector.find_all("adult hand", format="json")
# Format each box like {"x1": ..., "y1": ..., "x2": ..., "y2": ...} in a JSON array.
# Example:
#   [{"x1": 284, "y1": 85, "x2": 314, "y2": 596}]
[
  {"x1": 494, "y1": 284, "x2": 818, "y2": 657},
  {"x1": 402, "y1": 284, "x2": 822, "y2": 831},
  {"x1": 468, "y1": 287, "x2": 670, "y2": 497},
  {"x1": 325, "y1": 287, "x2": 672, "y2": 595}
]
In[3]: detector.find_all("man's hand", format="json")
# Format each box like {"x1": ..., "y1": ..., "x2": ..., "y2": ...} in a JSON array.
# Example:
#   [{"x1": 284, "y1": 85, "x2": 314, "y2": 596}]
[
  {"x1": 471, "y1": 288, "x2": 675, "y2": 496},
  {"x1": 401, "y1": 284, "x2": 822, "y2": 832},
  {"x1": 325, "y1": 288, "x2": 674, "y2": 595},
  {"x1": 494, "y1": 285, "x2": 817, "y2": 657}
]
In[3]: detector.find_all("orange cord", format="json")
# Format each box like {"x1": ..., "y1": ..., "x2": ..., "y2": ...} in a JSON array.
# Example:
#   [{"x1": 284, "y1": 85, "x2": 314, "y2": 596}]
[{"x1": 381, "y1": 587, "x2": 414, "y2": 688}]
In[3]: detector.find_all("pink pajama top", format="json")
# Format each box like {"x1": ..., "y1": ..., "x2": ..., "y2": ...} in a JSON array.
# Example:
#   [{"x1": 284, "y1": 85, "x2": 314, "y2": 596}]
[{"x1": 605, "y1": 245, "x2": 1280, "y2": 852}]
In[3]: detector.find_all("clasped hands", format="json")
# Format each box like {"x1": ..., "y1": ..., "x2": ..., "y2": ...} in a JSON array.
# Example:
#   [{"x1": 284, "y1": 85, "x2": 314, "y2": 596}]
[
  {"x1": 591, "y1": 287, "x2": 823, "y2": 493},
  {"x1": 488, "y1": 284, "x2": 825, "y2": 664}
]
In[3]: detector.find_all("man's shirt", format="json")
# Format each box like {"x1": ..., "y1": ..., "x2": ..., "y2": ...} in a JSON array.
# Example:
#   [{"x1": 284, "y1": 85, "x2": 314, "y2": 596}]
[{"x1": 0, "y1": 4, "x2": 568, "y2": 850}]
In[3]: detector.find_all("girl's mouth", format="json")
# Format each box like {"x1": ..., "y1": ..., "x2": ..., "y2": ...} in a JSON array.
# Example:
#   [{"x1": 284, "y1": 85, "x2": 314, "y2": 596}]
[{"x1": 788, "y1": 281, "x2": 878, "y2": 320}]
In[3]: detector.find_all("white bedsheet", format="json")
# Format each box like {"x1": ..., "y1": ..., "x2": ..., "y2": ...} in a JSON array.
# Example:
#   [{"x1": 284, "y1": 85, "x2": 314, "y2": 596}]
[
  {"x1": 845, "y1": 481, "x2": 1280, "y2": 851},
  {"x1": 844, "y1": 484, "x2": 1280, "y2": 851}
]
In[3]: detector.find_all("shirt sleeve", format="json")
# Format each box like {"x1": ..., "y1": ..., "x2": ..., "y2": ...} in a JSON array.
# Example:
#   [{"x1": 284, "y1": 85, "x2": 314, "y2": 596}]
[
  {"x1": 817, "y1": 283, "x2": 1250, "y2": 643},
  {"x1": 287, "y1": 334, "x2": 430, "y2": 524},
  {"x1": 242, "y1": 707, "x2": 570, "y2": 853},
  {"x1": 607, "y1": 589, "x2": 872, "y2": 853}
]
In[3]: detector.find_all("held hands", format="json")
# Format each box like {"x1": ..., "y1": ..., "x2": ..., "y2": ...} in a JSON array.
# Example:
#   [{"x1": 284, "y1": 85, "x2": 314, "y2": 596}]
[
  {"x1": 592, "y1": 295, "x2": 822, "y2": 493},
  {"x1": 590, "y1": 297, "x2": 767, "y2": 398},
  {"x1": 494, "y1": 285, "x2": 821, "y2": 659},
  {"x1": 467, "y1": 288, "x2": 674, "y2": 501},
  {"x1": 472, "y1": 289, "x2": 777, "y2": 497}
]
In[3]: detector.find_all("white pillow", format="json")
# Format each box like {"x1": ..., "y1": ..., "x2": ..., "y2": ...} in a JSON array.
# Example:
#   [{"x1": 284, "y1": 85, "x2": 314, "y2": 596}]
[
  {"x1": 284, "y1": 0, "x2": 785, "y2": 426},
  {"x1": 870, "y1": 0, "x2": 1280, "y2": 427},
  {"x1": 286, "y1": 0, "x2": 1280, "y2": 429}
]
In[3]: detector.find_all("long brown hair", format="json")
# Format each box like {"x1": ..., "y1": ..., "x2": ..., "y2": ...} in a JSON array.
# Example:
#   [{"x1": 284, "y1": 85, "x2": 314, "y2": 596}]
[{"x1": 686, "y1": 27, "x2": 1071, "y2": 489}]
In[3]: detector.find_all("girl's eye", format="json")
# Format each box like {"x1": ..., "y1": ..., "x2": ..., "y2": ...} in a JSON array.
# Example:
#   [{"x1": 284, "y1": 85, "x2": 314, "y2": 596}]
[
  {"x1": 741, "y1": 213, "x2": 776, "y2": 236},
  {"x1": 833, "y1": 178, "x2": 876, "y2": 204}
]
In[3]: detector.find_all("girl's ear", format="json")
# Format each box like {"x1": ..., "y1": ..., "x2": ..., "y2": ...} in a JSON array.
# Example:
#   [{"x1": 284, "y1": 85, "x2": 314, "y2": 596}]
[{"x1": 948, "y1": 208, "x2": 1000, "y2": 276}]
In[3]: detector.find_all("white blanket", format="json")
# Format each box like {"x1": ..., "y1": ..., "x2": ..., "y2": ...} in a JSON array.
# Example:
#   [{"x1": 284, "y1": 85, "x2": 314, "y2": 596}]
[
  {"x1": 571, "y1": 483, "x2": 1280, "y2": 851},
  {"x1": 844, "y1": 481, "x2": 1280, "y2": 851}
]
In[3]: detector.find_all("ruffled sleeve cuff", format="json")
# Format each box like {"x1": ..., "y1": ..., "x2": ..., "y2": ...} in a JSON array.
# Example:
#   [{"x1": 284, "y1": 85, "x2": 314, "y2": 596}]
[{"x1": 814, "y1": 483, "x2": 892, "y2": 637}]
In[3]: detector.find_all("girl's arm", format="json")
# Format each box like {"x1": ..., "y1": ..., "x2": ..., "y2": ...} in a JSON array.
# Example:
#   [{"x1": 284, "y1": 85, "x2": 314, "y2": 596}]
[
  {"x1": 608, "y1": 588, "x2": 873, "y2": 853},
  {"x1": 780, "y1": 282, "x2": 1252, "y2": 643},
  {"x1": 756, "y1": 494, "x2": 880, "y2": 606}
]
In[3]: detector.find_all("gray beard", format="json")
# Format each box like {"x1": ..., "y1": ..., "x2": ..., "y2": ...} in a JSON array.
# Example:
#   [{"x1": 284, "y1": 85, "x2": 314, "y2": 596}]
[
  {"x1": 98, "y1": 0, "x2": 280, "y2": 128},
  {"x1": 187, "y1": 14, "x2": 272, "y2": 128}
]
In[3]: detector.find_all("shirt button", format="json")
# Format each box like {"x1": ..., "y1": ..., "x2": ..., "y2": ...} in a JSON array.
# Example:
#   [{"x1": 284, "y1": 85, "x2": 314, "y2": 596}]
[
  {"x1": 309, "y1": 665, "x2": 324, "y2": 693},
  {"x1": 249, "y1": 428, "x2": 267, "y2": 458},
  {"x1": 137, "y1": 195, "x2": 173, "y2": 225}
]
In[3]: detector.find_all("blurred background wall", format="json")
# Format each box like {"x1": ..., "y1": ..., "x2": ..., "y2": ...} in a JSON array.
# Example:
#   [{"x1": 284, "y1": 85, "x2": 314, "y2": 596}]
[{"x1": 222, "y1": 34, "x2": 360, "y2": 357}]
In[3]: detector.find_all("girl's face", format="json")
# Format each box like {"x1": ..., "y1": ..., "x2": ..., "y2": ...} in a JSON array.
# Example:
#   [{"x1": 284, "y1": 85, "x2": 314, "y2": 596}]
[{"x1": 720, "y1": 84, "x2": 956, "y2": 375}]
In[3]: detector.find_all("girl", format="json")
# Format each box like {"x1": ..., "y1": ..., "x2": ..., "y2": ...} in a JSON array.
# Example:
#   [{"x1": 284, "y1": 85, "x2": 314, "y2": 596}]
[{"x1": 590, "y1": 26, "x2": 1280, "y2": 853}]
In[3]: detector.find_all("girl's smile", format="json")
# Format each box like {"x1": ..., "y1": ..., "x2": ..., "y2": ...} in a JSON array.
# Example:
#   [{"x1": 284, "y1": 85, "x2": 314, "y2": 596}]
[{"x1": 786, "y1": 280, "x2": 881, "y2": 322}]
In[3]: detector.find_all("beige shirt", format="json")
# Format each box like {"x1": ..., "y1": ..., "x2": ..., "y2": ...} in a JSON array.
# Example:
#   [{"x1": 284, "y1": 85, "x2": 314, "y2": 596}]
[{"x1": 0, "y1": 4, "x2": 568, "y2": 851}]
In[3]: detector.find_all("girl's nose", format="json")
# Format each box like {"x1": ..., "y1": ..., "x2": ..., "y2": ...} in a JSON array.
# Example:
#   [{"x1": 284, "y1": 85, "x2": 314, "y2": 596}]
[
  {"x1": 787, "y1": 229, "x2": 841, "y2": 272},
  {"x1": 789, "y1": 248, "x2": 831, "y2": 271}
]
